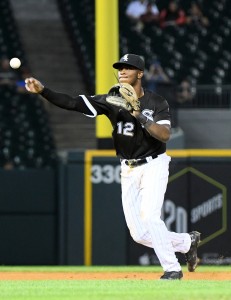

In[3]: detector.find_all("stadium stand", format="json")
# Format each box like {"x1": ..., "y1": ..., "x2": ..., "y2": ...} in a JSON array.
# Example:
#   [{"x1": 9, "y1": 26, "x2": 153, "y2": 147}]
[
  {"x1": 57, "y1": 0, "x2": 95, "y2": 94},
  {"x1": 1, "y1": 0, "x2": 231, "y2": 161},
  {"x1": 120, "y1": 0, "x2": 231, "y2": 86},
  {"x1": 0, "y1": 86, "x2": 57, "y2": 169},
  {"x1": 0, "y1": 0, "x2": 57, "y2": 168},
  {"x1": 0, "y1": 0, "x2": 26, "y2": 66},
  {"x1": 57, "y1": 0, "x2": 231, "y2": 107}
]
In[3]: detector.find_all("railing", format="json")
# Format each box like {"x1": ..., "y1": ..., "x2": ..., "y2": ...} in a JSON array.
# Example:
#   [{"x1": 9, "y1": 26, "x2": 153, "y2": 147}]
[{"x1": 180, "y1": 85, "x2": 231, "y2": 109}]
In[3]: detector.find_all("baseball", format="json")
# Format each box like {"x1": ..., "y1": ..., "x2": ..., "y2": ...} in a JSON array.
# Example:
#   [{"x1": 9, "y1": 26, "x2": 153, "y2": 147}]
[{"x1": 9, "y1": 57, "x2": 21, "y2": 69}]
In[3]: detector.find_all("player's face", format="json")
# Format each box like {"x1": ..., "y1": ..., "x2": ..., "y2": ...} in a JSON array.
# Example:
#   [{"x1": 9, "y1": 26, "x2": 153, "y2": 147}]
[{"x1": 118, "y1": 65, "x2": 142, "y2": 85}]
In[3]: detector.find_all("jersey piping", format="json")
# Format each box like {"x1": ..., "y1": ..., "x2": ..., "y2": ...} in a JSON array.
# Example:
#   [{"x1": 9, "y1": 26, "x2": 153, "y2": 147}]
[{"x1": 80, "y1": 95, "x2": 97, "y2": 117}]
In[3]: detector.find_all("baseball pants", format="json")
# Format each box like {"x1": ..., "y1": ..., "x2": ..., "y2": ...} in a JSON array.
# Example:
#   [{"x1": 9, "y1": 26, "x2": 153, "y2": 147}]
[{"x1": 121, "y1": 153, "x2": 191, "y2": 272}]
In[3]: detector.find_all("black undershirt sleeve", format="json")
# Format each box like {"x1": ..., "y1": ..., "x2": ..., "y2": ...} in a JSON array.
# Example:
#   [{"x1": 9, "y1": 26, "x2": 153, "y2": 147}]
[{"x1": 40, "y1": 87, "x2": 92, "y2": 114}]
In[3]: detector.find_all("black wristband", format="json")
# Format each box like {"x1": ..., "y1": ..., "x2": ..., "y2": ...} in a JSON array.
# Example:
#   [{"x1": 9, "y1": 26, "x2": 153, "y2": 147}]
[
  {"x1": 136, "y1": 113, "x2": 149, "y2": 126},
  {"x1": 39, "y1": 86, "x2": 46, "y2": 95}
]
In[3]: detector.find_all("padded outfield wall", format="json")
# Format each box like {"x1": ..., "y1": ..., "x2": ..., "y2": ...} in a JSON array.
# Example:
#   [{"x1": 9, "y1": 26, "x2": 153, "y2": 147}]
[
  {"x1": 59, "y1": 149, "x2": 231, "y2": 266},
  {"x1": 0, "y1": 150, "x2": 231, "y2": 265}
]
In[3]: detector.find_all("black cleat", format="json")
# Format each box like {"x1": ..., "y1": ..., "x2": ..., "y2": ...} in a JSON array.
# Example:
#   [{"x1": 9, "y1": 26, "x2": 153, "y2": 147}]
[
  {"x1": 185, "y1": 231, "x2": 201, "y2": 272},
  {"x1": 160, "y1": 271, "x2": 183, "y2": 280}
]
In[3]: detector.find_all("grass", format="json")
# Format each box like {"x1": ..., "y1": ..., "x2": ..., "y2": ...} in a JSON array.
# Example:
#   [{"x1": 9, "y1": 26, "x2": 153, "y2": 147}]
[{"x1": 0, "y1": 266, "x2": 230, "y2": 300}]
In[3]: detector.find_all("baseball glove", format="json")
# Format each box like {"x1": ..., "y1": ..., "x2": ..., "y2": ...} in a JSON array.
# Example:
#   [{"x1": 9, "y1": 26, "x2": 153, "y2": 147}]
[{"x1": 106, "y1": 83, "x2": 140, "y2": 111}]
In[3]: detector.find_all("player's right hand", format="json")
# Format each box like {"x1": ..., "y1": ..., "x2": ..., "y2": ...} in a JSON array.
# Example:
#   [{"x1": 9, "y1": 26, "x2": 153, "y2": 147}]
[{"x1": 25, "y1": 77, "x2": 44, "y2": 94}]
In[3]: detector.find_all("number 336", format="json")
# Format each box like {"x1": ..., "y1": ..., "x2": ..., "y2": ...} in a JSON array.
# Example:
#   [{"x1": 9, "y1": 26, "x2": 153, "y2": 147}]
[{"x1": 91, "y1": 165, "x2": 121, "y2": 184}]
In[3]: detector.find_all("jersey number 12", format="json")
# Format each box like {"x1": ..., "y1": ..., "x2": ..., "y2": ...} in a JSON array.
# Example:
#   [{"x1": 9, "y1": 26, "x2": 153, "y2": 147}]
[{"x1": 117, "y1": 121, "x2": 134, "y2": 137}]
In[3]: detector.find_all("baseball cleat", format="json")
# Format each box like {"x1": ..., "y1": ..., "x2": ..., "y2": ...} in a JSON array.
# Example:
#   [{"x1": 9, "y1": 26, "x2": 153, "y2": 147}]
[
  {"x1": 160, "y1": 271, "x2": 183, "y2": 280},
  {"x1": 185, "y1": 231, "x2": 201, "y2": 272}
]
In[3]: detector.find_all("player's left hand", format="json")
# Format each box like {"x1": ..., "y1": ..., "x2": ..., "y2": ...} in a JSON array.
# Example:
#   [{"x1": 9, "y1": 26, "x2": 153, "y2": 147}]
[
  {"x1": 119, "y1": 83, "x2": 140, "y2": 111},
  {"x1": 106, "y1": 83, "x2": 140, "y2": 112}
]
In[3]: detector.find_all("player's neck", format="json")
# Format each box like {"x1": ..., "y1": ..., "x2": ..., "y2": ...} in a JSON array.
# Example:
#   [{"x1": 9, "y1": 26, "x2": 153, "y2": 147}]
[
  {"x1": 132, "y1": 81, "x2": 144, "y2": 99},
  {"x1": 138, "y1": 87, "x2": 144, "y2": 99}
]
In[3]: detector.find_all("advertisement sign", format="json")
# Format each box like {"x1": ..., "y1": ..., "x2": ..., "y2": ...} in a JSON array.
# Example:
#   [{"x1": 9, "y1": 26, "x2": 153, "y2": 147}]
[{"x1": 127, "y1": 159, "x2": 231, "y2": 266}]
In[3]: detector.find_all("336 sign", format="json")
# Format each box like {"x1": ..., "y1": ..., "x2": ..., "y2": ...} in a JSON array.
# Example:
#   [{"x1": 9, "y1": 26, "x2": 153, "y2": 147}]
[{"x1": 91, "y1": 164, "x2": 121, "y2": 184}]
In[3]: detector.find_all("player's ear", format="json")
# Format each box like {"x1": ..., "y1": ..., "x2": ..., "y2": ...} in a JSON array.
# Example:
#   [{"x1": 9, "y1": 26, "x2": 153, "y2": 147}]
[{"x1": 137, "y1": 71, "x2": 144, "y2": 79}]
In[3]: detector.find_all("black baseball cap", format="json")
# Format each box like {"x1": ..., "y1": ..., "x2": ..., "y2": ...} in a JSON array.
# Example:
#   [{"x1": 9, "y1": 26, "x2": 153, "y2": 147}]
[{"x1": 113, "y1": 54, "x2": 145, "y2": 71}]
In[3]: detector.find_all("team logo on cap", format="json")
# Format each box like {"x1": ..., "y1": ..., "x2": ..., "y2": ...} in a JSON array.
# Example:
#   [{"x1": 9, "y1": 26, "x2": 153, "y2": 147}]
[{"x1": 122, "y1": 54, "x2": 129, "y2": 61}]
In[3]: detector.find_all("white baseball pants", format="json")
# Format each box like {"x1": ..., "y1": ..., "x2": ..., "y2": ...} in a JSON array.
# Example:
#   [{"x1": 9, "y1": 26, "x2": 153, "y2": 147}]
[{"x1": 121, "y1": 153, "x2": 191, "y2": 272}]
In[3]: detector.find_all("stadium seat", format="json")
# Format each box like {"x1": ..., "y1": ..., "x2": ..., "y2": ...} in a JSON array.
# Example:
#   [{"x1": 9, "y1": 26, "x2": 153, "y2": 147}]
[
  {"x1": 56, "y1": 0, "x2": 231, "y2": 108},
  {"x1": 0, "y1": 86, "x2": 57, "y2": 169}
]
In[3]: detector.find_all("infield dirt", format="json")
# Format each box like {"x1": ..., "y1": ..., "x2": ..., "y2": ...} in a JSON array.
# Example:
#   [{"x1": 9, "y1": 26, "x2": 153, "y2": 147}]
[{"x1": 0, "y1": 271, "x2": 230, "y2": 280}]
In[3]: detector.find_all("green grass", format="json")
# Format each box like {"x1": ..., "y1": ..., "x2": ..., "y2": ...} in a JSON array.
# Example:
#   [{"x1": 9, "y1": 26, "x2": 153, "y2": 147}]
[{"x1": 0, "y1": 266, "x2": 230, "y2": 300}]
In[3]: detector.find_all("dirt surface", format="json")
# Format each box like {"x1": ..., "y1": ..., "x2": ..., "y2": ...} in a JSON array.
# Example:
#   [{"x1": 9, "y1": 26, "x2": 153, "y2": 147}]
[{"x1": 0, "y1": 272, "x2": 230, "y2": 280}]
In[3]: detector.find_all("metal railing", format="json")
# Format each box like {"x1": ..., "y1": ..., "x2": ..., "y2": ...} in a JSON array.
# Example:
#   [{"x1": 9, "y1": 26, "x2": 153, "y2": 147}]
[{"x1": 180, "y1": 85, "x2": 231, "y2": 108}]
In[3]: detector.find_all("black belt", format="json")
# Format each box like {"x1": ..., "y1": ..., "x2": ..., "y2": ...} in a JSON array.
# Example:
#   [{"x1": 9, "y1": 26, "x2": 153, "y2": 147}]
[{"x1": 122, "y1": 154, "x2": 158, "y2": 168}]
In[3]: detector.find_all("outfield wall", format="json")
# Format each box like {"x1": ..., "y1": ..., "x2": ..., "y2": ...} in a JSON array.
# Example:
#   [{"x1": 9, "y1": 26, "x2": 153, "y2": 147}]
[
  {"x1": 0, "y1": 150, "x2": 231, "y2": 266},
  {"x1": 0, "y1": 169, "x2": 57, "y2": 265},
  {"x1": 60, "y1": 150, "x2": 231, "y2": 266}
]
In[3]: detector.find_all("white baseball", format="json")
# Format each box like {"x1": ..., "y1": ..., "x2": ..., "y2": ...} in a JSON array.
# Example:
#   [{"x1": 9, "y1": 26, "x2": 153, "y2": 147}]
[{"x1": 9, "y1": 57, "x2": 21, "y2": 69}]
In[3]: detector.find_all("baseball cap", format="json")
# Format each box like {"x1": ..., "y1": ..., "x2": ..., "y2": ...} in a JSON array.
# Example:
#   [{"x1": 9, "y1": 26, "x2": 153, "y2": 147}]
[{"x1": 113, "y1": 54, "x2": 145, "y2": 71}]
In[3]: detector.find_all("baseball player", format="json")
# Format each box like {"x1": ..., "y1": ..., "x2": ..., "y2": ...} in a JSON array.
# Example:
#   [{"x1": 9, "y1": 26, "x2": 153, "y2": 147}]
[{"x1": 25, "y1": 53, "x2": 201, "y2": 280}]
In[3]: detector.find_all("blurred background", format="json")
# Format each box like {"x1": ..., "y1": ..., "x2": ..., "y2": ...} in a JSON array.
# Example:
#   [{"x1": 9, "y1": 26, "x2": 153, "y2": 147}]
[{"x1": 0, "y1": 0, "x2": 231, "y2": 266}]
